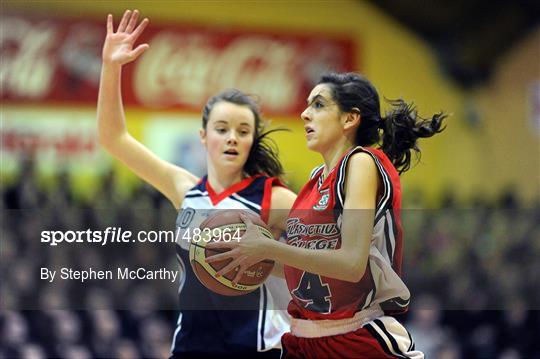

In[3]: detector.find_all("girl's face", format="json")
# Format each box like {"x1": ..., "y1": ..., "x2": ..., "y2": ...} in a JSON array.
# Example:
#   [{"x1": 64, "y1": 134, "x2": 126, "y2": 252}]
[
  {"x1": 301, "y1": 84, "x2": 345, "y2": 153},
  {"x1": 200, "y1": 101, "x2": 256, "y2": 173}
]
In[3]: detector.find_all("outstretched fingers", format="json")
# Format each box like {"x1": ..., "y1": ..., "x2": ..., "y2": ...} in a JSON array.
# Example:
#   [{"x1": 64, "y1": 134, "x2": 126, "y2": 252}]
[
  {"x1": 130, "y1": 17, "x2": 149, "y2": 42},
  {"x1": 125, "y1": 9, "x2": 139, "y2": 33},
  {"x1": 117, "y1": 9, "x2": 131, "y2": 33}
]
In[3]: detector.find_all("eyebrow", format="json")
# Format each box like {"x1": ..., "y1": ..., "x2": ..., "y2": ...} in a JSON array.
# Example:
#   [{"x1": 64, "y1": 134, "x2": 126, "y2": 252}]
[
  {"x1": 214, "y1": 120, "x2": 252, "y2": 126},
  {"x1": 306, "y1": 94, "x2": 328, "y2": 105}
]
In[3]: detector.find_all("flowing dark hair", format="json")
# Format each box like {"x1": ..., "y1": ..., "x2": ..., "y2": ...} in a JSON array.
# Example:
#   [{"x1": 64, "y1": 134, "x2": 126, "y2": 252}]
[
  {"x1": 202, "y1": 89, "x2": 284, "y2": 178},
  {"x1": 318, "y1": 72, "x2": 447, "y2": 174}
]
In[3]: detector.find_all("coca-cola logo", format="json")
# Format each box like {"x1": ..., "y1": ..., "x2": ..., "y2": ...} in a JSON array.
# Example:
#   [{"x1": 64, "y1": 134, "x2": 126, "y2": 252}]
[
  {"x1": 1, "y1": 13, "x2": 355, "y2": 116},
  {"x1": 133, "y1": 32, "x2": 299, "y2": 112},
  {"x1": 1, "y1": 15, "x2": 103, "y2": 101},
  {"x1": 0, "y1": 17, "x2": 57, "y2": 99}
]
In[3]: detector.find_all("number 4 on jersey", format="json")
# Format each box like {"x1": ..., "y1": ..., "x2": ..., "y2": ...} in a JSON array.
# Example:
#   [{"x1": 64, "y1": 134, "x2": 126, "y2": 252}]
[{"x1": 291, "y1": 272, "x2": 332, "y2": 314}]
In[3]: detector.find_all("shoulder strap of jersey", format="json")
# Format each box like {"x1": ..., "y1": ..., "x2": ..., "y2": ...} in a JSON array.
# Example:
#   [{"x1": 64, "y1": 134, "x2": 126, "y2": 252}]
[
  {"x1": 182, "y1": 176, "x2": 208, "y2": 199},
  {"x1": 260, "y1": 177, "x2": 286, "y2": 224},
  {"x1": 334, "y1": 147, "x2": 394, "y2": 221}
]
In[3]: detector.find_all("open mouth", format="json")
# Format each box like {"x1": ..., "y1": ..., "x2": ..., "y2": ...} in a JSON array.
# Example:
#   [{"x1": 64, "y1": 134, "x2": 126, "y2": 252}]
[
  {"x1": 305, "y1": 127, "x2": 315, "y2": 134},
  {"x1": 223, "y1": 149, "x2": 239, "y2": 155}
]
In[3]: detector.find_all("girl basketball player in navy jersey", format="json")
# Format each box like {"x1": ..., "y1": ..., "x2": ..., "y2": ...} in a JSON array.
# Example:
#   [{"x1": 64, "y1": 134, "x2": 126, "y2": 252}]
[
  {"x1": 207, "y1": 72, "x2": 446, "y2": 358},
  {"x1": 97, "y1": 10, "x2": 296, "y2": 358}
]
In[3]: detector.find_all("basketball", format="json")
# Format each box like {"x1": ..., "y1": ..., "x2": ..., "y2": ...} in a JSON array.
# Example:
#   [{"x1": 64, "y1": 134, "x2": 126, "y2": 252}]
[{"x1": 189, "y1": 210, "x2": 275, "y2": 296}]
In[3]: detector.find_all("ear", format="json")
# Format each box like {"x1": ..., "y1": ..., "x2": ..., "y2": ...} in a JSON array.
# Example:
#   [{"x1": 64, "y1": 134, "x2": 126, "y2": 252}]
[
  {"x1": 199, "y1": 128, "x2": 207, "y2": 147},
  {"x1": 343, "y1": 108, "x2": 361, "y2": 131}
]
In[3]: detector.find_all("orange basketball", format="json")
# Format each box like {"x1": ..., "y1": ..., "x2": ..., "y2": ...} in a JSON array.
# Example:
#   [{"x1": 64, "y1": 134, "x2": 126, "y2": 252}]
[{"x1": 189, "y1": 210, "x2": 275, "y2": 296}]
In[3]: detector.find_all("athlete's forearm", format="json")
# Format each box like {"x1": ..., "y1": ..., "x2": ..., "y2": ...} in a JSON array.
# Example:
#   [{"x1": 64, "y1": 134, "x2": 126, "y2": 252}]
[
  {"x1": 264, "y1": 239, "x2": 366, "y2": 283},
  {"x1": 97, "y1": 63, "x2": 128, "y2": 147}
]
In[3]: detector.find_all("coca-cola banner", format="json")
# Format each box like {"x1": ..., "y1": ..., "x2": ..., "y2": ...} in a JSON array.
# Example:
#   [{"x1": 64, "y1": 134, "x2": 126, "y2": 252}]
[{"x1": 1, "y1": 13, "x2": 356, "y2": 116}]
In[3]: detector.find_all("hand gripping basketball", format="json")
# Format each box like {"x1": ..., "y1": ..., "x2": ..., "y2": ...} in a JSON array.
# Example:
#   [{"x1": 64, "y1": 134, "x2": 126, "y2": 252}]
[
  {"x1": 190, "y1": 210, "x2": 275, "y2": 296},
  {"x1": 205, "y1": 212, "x2": 272, "y2": 283}
]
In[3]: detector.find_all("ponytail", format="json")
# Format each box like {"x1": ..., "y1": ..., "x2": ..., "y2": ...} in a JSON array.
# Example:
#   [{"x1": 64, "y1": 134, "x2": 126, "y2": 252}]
[
  {"x1": 318, "y1": 72, "x2": 447, "y2": 174},
  {"x1": 380, "y1": 99, "x2": 446, "y2": 174}
]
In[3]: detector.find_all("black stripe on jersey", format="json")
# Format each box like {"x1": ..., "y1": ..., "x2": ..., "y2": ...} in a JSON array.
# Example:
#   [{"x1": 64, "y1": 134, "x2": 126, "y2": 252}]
[
  {"x1": 380, "y1": 297, "x2": 411, "y2": 314},
  {"x1": 354, "y1": 147, "x2": 391, "y2": 215},
  {"x1": 335, "y1": 147, "x2": 362, "y2": 209},
  {"x1": 364, "y1": 323, "x2": 405, "y2": 359},
  {"x1": 259, "y1": 284, "x2": 268, "y2": 351},
  {"x1": 184, "y1": 190, "x2": 208, "y2": 198},
  {"x1": 407, "y1": 329, "x2": 415, "y2": 352},
  {"x1": 184, "y1": 193, "x2": 207, "y2": 199},
  {"x1": 374, "y1": 319, "x2": 409, "y2": 358},
  {"x1": 376, "y1": 209, "x2": 399, "y2": 269},
  {"x1": 388, "y1": 210, "x2": 399, "y2": 262},
  {"x1": 388, "y1": 296, "x2": 410, "y2": 307},
  {"x1": 315, "y1": 167, "x2": 325, "y2": 189},
  {"x1": 365, "y1": 289, "x2": 375, "y2": 310},
  {"x1": 343, "y1": 147, "x2": 392, "y2": 223},
  {"x1": 361, "y1": 290, "x2": 376, "y2": 312},
  {"x1": 371, "y1": 159, "x2": 393, "y2": 224},
  {"x1": 333, "y1": 147, "x2": 393, "y2": 221},
  {"x1": 384, "y1": 218, "x2": 394, "y2": 264},
  {"x1": 361, "y1": 262, "x2": 377, "y2": 310},
  {"x1": 308, "y1": 164, "x2": 325, "y2": 190},
  {"x1": 393, "y1": 296, "x2": 411, "y2": 307},
  {"x1": 368, "y1": 266, "x2": 377, "y2": 308},
  {"x1": 229, "y1": 196, "x2": 260, "y2": 213},
  {"x1": 309, "y1": 165, "x2": 325, "y2": 180}
]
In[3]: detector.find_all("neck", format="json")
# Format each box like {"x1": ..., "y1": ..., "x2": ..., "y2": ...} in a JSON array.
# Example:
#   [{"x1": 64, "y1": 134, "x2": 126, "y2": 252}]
[
  {"x1": 206, "y1": 163, "x2": 245, "y2": 194},
  {"x1": 321, "y1": 138, "x2": 355, "y2": 177}
]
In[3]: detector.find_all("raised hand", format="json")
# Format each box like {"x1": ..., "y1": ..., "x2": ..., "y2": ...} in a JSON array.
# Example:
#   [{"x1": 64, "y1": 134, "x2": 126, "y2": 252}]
[{"x1": 102, "y1": 10, "x2": 149, "y2": 66}]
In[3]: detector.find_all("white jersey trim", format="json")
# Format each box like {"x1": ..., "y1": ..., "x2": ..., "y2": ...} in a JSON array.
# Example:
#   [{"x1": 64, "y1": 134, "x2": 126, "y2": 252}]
[
  {"x1": 231, "y1": 193, "x2": 262, "y2": 211},
  {"x1": 363, "y1": 317, "x2": 423, "y2": 359},
  {"x1": 333, "y1": 147, "x2": 393, "y2": 223}
]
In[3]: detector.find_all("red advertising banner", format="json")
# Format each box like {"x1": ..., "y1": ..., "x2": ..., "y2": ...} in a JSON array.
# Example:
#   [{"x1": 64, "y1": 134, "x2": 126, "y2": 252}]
[
  {"x1": 1, "y1": 108, "x2": 111, "y2": 175},
  {"x1": 1, "y1": 13, "x2": 356, "y2": 116}
]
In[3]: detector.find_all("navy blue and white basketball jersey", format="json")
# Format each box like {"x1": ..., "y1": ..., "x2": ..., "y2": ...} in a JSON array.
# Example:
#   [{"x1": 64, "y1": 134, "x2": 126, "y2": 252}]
[{"x1": 171, "y1": 175, "x2": 291, "y2": 357}]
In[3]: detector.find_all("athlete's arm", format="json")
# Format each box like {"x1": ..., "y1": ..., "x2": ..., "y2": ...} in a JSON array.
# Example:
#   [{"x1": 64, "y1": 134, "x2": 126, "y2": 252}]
[
  {"x1": 267, "y1": 186, "x2": 296, "y2": 278},
  {"x1": 97, "y1": 10, "x2": 198, "y2": 209},
  {"x1": 207, "y1": 153, "x2": 377, "y2": 283}
]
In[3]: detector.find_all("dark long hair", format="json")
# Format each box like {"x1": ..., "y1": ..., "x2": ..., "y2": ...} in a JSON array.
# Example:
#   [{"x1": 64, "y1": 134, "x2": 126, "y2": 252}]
[
  {"x1": 202, "y1": 89, "x2": 284, "y2": 178},
  {"x1": 319, "y1": 72, "x2": 446, "y2": 174}
]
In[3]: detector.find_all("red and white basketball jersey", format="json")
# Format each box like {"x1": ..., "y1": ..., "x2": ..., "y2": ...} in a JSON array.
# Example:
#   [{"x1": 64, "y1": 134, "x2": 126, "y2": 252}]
[{"x1": 284, "y1": 146, "x2": 410, "y2": 320}]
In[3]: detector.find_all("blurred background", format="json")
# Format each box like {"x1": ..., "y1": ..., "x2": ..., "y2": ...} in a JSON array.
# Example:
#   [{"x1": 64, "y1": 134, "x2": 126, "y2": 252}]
[{"x1": 1, "y1": 1, "x2": 539, "y2": 358}]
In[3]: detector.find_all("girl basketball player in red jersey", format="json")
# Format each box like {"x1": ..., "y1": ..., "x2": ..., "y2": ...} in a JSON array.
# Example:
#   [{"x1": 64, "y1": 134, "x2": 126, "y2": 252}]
[
  {"x1": 97, "y1": 10, "x2": 296, "y2": 358},
  {"x1": 207, "y1": 72, "x2": 446, "y2": 358}
]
